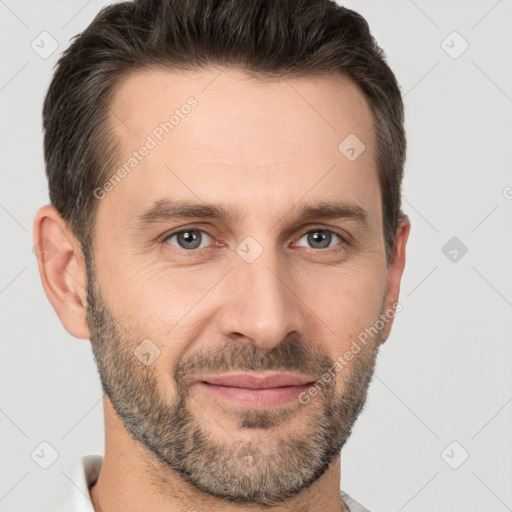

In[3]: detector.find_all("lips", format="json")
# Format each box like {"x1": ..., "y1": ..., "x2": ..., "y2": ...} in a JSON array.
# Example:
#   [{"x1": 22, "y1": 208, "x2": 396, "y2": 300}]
[{"x1": 201, "y1": 372, "x2": 316, "y2": 389}]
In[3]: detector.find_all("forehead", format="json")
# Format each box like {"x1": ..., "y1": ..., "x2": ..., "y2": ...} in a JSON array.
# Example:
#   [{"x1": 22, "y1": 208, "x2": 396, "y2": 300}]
[
  {"x1": 109, "y1": 66, "x2": 375, "y2": 153},
  {"x1": 101, "y1": 66, "x2": 380, "y2": 226}
]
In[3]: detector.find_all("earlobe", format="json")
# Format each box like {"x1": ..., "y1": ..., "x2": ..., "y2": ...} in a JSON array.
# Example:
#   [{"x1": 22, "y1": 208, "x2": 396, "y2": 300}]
[
  {"x1": 33, "y1": 205, "x2": 91, "y2": 340},
  {"x1": 381, "y1": 216, "x2": 411, "y2": 344}
]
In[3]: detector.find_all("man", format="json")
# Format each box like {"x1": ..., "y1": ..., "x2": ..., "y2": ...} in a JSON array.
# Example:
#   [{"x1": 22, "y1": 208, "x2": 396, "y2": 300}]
[{"x1": 33, "y1": 0, "x2": 410, "y2": 511}]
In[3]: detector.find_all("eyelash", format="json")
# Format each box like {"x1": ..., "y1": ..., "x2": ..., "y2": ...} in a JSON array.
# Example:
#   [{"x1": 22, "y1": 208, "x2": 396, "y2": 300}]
[{"x1": 161, "y1": 226, "x2": 349, "y2": 254}]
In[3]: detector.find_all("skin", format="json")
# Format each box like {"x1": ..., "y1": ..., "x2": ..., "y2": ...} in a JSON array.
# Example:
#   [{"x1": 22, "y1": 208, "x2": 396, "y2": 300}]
[{"x1": 33, "y1": 67, "x2": 410, "y2": 512}]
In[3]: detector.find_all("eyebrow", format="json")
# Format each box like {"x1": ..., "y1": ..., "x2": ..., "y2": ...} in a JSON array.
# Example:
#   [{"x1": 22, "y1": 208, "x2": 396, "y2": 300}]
[{"x1": 129, "y1": 198, "x2": 370, "y2": 230}]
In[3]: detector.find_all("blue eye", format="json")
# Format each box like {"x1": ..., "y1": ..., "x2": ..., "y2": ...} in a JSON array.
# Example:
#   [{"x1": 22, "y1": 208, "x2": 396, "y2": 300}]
[
  {"x1": 295, "y1": 229, "x2": 344, "y2": 249},
  {"x1": 162, "y1": 227, "x2": 346, "y2": 253},
  {"x1": 164, "y1": 229, "x2": 213, "y2": 250}
]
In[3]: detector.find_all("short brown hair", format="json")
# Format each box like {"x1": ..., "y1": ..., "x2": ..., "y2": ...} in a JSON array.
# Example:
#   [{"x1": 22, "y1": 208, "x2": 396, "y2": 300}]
[{"x1": 43, "y1": 0, "x2": 406, "y2": 264}]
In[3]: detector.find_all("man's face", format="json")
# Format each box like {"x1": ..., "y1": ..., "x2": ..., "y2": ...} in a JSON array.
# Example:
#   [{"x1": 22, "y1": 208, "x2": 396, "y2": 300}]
[{"x1": 86, "y1": 67, "x2": 400, "y2": 505}]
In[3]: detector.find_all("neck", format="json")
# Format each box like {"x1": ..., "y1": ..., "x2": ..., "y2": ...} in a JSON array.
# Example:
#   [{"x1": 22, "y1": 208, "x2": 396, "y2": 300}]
[{"x1": 89, "y1": 398, "x2": 349, "y2": 512}]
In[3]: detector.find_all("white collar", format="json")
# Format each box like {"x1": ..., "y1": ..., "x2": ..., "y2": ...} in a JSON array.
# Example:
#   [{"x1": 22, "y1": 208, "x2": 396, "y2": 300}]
[{"x1": 47, "y1": 455, "x2": 102, "y2": 512}]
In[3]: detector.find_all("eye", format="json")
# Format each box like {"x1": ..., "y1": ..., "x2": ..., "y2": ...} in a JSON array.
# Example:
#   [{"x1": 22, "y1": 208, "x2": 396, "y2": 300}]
[
  {"x1": 295, "y1": 229, "x2": 345, "y2": 250},
  {"x1": 164, "y1": 229, "x2": 214, "y2": 250}
]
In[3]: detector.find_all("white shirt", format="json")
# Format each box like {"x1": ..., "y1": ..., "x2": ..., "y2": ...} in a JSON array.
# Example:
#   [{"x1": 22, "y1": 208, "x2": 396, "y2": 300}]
[{"x1": 47, "y1": 455, "x2": 371, "y2": 512}]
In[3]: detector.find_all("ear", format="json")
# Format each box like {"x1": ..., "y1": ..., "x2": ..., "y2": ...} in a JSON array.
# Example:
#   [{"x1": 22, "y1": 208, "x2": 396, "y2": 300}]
[
  {"x1": 380, "y1": 216, "x2": 411, "y2": 344},
  {"x1": 32, "y1": 205, "x2": 91, "y2": 340}
]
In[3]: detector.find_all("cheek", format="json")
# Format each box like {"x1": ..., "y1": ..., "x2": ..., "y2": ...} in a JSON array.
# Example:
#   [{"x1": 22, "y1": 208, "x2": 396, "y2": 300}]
[
  {"x1": 115, "y1": 274, "x2": 213, "y2": 372},
  {"x1": 304, "y1": 262, "x2": 385, "y2": 321},
  {"x1": 300, "y1": 264, "x2": 386, "y2": 363},
  {"x1": 97, "y1": 244, "x2": 206, "y2": 322}
]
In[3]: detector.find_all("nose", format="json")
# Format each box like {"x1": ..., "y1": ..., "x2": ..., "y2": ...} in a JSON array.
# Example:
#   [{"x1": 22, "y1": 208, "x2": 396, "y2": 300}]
[{"x1": 218, "y1": 246, "x2": 306, "y2": 351}]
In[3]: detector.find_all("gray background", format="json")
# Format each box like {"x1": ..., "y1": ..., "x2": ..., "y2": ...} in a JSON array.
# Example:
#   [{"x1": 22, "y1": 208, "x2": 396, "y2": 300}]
[{"x1": 1, "y1": 0, "x2": 511, "y2": 511}]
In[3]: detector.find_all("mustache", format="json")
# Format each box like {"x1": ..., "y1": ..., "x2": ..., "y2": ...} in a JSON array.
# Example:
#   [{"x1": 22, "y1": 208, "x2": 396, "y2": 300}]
[{"x1": 172, "y1": 336, "x2": 335, "y2": 386}]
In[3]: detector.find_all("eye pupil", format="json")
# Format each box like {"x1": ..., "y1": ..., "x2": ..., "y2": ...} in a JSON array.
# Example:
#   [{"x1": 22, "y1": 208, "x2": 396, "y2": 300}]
[
  {"x1": 308, "y1": 230, "x2": 331, "y2": 249},
  {"x1": 178, "y1": 230, "x2": 202, "y2": 249}
]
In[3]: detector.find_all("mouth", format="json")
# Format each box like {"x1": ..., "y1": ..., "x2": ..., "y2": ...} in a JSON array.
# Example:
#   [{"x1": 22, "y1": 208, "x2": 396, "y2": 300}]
[{"x1": 197, "y1": 372, "x2": 317, "y2": 408}]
